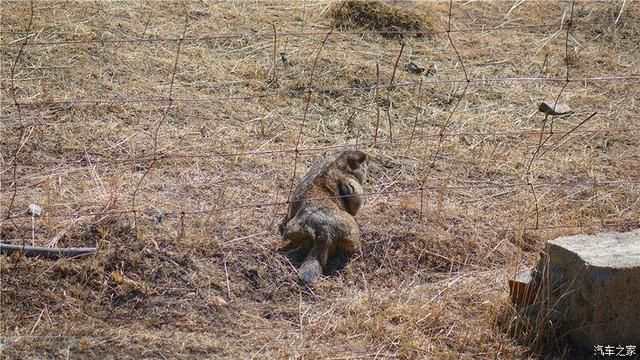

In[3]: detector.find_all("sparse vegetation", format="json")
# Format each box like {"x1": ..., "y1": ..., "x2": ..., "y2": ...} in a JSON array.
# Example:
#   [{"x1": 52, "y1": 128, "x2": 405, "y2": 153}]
[{"x1": 1, "y1": 0, "x2": 639, "y2": 358}]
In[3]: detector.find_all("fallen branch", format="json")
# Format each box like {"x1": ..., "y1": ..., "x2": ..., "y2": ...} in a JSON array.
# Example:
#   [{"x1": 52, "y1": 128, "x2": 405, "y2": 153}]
[{"x1": 0, "y1": 243, "x2": 97, "y2": 259}]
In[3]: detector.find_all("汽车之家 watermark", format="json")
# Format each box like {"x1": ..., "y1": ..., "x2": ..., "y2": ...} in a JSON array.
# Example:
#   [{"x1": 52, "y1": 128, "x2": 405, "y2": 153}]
[{"x1": 594, "y1": 345, "x2": 636, "y2": 357}]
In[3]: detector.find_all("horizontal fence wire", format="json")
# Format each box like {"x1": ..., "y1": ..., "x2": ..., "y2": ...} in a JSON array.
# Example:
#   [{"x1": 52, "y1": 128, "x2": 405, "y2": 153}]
[
  {"x1": 3, "y1": 126, "x2": 640, "y2": 168},
  {"x1": 0, "y1": 19, "x2": 616, "y2": 48},
  {"x1": 4, "y1": 179, "x2": 639, "y2": 220},
  {"x1": 3, "y1": 75, "x2": 640, "y2": 109}
]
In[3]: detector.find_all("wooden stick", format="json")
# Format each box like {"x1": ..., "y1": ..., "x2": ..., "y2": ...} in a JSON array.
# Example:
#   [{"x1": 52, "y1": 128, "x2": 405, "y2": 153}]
[{"x1": 0, "y1": 243, "x2": 97, "y2": 259}]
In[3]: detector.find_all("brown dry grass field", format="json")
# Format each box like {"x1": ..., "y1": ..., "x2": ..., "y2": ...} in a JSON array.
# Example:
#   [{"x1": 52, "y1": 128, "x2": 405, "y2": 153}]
[{"x1": 1, "y1": 0, "x2": 639, "y2": 358}]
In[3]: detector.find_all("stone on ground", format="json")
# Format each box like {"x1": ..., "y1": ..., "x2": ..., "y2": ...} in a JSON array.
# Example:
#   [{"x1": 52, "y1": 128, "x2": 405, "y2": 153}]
[{"x1": 533, "y1": 229, "x2": 640, "y2": 348}]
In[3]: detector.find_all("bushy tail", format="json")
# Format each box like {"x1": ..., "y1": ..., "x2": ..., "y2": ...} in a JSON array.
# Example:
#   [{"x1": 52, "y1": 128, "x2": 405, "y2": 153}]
[
  {"x1": 297, "y1": 232, "x2": 329, "y2": 284},
  {"x1": 298, "y1": 258, "x2": 322, "y2": 284}
]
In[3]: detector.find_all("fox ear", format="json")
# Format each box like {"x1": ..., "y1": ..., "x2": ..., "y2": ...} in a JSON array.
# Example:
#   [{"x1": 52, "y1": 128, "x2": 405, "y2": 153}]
[{"x1": 346, "y1": 151, "x2": 367, "y2": 170}]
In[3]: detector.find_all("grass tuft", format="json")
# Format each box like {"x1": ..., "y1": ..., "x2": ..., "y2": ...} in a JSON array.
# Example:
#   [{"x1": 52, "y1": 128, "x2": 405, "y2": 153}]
[{"x1": 330, "y1": 0, "x2": 437, "y2": 38}]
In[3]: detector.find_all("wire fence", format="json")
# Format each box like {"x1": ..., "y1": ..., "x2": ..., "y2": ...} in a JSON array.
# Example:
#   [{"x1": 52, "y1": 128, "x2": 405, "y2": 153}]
[{"x1": 2, "y1": 0, "x2": 639, "y2": 247}]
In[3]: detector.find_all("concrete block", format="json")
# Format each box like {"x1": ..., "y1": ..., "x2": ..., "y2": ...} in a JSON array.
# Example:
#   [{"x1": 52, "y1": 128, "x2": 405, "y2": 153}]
[{"x1": 533, "y1": 229, "x2": 640, "y2": 348}]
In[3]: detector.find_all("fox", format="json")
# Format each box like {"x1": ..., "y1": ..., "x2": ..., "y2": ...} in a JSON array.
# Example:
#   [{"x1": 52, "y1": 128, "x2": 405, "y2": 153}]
[{"x1": 279, "y1": 149, "x2": 369, "y2": 284}]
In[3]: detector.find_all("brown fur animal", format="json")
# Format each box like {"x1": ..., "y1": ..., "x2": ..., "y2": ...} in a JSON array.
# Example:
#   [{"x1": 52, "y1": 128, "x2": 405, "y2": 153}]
[{"x1": 280, "y1": 150, "x2": 369, "y2": 284}]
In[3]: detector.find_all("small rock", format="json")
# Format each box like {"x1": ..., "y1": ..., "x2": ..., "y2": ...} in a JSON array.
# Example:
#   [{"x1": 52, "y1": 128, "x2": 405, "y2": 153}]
[
  {"x1": 508, "y1": 270, "x2": 539, "y2": 306},
  {"x1": 154, "y1": 212, "x2": 165, "y2": 224},
  {"x1": 27, "y1": 204, "x2": 43, "y2": 216},
  {"x1": 280, "y1": 52, "x2": 289, "y2": 66},
  {"x1": 405, "y1": 61, "x2": 425, "y2": 74},
  {"x1": 538, "y1": 101, "x2": 573, "y2": 115},
  {"x1": 208, "y1": 295, "x2": 228, "y2": 307}
]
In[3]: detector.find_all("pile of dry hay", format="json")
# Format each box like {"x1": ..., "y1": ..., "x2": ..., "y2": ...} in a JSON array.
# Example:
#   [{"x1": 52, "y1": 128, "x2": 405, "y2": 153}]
[{"x1": 330, "y1": 0, "x2": 437, "y2": 38}]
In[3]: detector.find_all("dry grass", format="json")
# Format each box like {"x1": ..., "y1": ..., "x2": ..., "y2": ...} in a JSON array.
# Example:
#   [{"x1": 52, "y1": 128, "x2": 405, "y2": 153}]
[
  {"x1": 330, "y1": 1, "x2": 439, "y2": 38},
  {"x1": 1, "y1": 0, "x2": 639, "y2": 358}
]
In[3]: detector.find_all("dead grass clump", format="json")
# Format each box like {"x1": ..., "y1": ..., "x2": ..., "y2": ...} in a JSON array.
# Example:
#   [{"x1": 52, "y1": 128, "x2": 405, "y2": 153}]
[
  {"x1": 330, "y1": 0, "x2": 434, "y2": 38},
  {"x1": 495, "y1": 298, "x2": 596, "y2": 358}
]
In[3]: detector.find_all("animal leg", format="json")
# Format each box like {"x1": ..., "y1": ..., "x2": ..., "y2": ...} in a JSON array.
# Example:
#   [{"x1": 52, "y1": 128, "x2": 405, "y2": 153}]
[
  {"x1": 280, "y1": 218, "x2": 312, "y2": 251},
  {"x1": 337, "y1": 215, "x2": 361, "y2": 252}
]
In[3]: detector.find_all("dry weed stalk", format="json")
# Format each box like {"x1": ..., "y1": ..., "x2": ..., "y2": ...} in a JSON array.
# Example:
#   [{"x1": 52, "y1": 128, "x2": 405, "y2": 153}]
[{"x1": 132, "y1": 2, "x2": 189, "y2": 237}]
